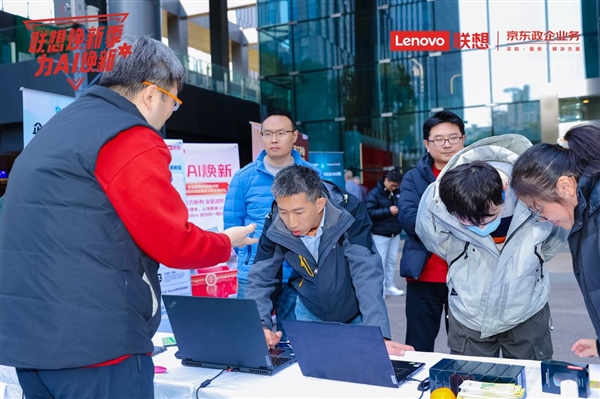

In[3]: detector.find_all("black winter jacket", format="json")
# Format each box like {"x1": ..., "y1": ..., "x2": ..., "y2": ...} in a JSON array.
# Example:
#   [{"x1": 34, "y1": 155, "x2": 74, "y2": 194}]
[
  {"x1": 246, "y1": 181, "x2": 392, "y2": 338},
  {"x1": 365, "y1": 177, "x2": 402, "y2": 236},
  {"x1": 0, "y1": 86, "x2": 161, "y2": 369},
  {"x1": 569, "y1": 175, "x2": 600, "y2": 343},
  {"x1": 398, "y1": 154, "x2": 437, "y2": 279}
]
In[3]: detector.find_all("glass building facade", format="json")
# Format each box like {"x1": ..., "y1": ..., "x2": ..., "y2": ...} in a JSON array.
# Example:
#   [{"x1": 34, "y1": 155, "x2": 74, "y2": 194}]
[{"x1": 257, "y1": 0, "x2": 600, "y2": 175}]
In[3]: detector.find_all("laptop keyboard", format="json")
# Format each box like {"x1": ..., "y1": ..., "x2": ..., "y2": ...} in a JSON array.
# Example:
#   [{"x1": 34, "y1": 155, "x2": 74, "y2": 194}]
[{"x1": 270, "y1": 356, "x2": 289, "y2": 367}]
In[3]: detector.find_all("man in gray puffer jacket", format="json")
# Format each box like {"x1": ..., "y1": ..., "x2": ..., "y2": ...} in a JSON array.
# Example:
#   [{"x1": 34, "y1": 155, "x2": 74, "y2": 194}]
[{"x1": 416, "y1": 134, "x2": 568, "y2": 360}]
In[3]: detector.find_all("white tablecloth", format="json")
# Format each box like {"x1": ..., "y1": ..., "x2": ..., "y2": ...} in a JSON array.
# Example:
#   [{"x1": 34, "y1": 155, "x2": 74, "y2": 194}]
[{"x1": 2, "y1": 333, "x2": 599, "y2": 399}]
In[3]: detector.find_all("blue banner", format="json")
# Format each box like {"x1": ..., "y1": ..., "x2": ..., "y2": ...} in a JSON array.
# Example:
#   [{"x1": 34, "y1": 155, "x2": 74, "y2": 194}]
[{"x1": 310, "y1": 152, "x2": 345, "y2": 189}]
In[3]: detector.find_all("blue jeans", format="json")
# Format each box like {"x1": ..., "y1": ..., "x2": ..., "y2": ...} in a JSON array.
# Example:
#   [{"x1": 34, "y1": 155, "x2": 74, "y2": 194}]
[
  {"x1": 295, "y1": 297, "x2": 363, "y2": 324},
  {"x1": 238, "y1": 279, "x2": 297, "y2": 341}
]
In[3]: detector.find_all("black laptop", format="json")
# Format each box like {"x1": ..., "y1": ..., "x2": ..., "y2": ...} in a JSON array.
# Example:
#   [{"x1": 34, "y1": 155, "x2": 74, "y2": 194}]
[
  {"x1": 283, "y1": 319, "x2": 425, "y2": 388},
  {"x1": 162, "y1": 295, "x2": 296, "y2": 375}
]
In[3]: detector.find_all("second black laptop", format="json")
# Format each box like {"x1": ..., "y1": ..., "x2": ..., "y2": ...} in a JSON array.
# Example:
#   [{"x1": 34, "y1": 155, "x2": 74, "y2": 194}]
[
  {"x1": 162, "y1": 295, "x2": 296, "y2": 375},
  {"x1": 283, "y1": 319, "x2": 425, "y2": 388}
]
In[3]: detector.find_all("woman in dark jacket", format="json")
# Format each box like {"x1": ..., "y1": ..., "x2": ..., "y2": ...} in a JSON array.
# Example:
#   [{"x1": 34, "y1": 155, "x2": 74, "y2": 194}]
[
  {"x1": 511, "y1": 124, "x2": 600, "y2": 358},
  {"x1": 365, "y1": 170, "x2": 404, "y2": 297}
]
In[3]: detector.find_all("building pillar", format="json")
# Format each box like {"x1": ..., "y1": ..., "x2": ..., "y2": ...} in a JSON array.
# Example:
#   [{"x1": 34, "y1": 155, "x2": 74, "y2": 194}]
[
  {"x1": 231, "y1": 41, "x2": 248, "y2": 75},
  {"x1": 209, "y1": 0, "x2": 229, "y2": 68},
  {"x1": 107, "y1": 0, "x2": 161, "y2": 41},
  {"x1": 540, "y1": 84, "x2": 559, "y2": 142},
  {"x1": 167, "y1": 13, "x2": 188, "y2": 56}
]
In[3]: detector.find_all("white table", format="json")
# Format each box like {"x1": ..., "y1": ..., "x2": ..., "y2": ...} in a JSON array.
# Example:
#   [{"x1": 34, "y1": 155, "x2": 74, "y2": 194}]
[
  {"x1": 150, "y1": 344, "x2": 544, "y2": 399},
  {"x1": 2, "y1": 335, "x2": 599, "y2": 399}
]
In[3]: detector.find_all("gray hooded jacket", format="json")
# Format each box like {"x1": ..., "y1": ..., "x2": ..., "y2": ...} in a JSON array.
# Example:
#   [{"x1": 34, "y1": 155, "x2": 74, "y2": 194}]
[{"x1": 416, "y1": 134, "x2": 568, "y2": 338}]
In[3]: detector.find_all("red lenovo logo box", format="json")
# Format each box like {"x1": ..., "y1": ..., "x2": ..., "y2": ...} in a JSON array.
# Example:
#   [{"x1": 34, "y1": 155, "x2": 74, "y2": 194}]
[{"x1": 391, "y1": 31, "x2": 451, "y2": 51}]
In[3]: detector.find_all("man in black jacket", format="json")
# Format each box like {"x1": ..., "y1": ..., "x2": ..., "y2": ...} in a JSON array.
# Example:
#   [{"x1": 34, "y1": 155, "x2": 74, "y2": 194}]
[
  {"x1": 366, "y1": 170, "x2": 404, "y2": 297},
  {"x1": 398, "y1": 110, "x2": 466, "y2": 352},
  {"x1": 247, "y1": 165, "x2": 413, "y2": 355}
]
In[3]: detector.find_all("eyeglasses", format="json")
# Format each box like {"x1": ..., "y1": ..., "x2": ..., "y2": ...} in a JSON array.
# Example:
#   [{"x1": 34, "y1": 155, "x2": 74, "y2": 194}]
[
  {"x1": 427, "y1": 136, "x2": 463, "y2": 147},
  {"x1": 260, "y1": 130, "x2": 295, "y2": 139},
  {"x1": 142, "y1": 81, "x2": 183, "y2": 111},
  {"x1": 527, "y1": 201, "x2": 547, "y2": 221}
]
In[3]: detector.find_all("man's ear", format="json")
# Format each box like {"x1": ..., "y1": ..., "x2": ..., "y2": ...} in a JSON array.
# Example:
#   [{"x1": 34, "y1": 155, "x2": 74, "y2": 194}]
[
  {"x1": 316, "y1": 197, "x2": 327, "y2": 212},
  {"x1": 423, "y1": 140, "x2": 431, "y2": 153}
]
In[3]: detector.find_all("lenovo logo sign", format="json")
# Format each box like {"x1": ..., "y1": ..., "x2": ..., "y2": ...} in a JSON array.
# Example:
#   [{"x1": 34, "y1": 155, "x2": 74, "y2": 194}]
[{"x1": 391, "y1": 31, "x2": 451, "y2": 51}]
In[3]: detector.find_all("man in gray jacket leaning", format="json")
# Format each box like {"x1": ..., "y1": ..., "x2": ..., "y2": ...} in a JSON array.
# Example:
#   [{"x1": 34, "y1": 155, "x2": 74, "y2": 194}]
[
  {"x1": 416, "y1": 134, "x2": 567, "y2": 360},
  {"x1": 247, "y1": 165, "x2": 413, "y2": 355}
]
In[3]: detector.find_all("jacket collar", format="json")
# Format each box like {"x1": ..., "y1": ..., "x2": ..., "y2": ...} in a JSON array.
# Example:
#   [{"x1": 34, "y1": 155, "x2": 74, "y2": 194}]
[
  {"x1": 84, "y1": 86, "x2": 158, "y2": 134},
  {"x1": 256, "y1": 149, "x2": 305, "y2": 173},
  {"x1": 266, "y1": 190, "x2": 354, "y2": 262},
  {"x1": 575, "y1": 175, "x2": 600, "y2": 221},
  {"x1": 417, "y1": 153, "x2": 436, "y2": 182}
]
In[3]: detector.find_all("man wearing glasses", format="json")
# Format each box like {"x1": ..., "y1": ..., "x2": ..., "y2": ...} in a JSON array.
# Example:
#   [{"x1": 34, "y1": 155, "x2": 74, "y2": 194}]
[
  {"x1": 224, "y1": 110, "x2": 321, "y2": 340},
  {"x1": 399, "y1": 110, "x2": 466, "y2": 353},
  {"x1": 415, "y1": 135, "x2": 567, "y2": 360},
  {"x1": 0, "y1": 36, "x2": 257, "y2": 398}
]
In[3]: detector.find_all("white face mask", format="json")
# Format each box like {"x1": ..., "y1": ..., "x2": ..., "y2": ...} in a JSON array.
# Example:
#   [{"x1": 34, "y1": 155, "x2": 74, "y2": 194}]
[{"x1": 466, "y1": 217, "x2": 501, "y2": 236}]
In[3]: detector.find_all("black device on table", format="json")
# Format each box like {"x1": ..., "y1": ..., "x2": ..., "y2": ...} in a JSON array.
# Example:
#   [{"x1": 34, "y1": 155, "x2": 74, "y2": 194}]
[
  {"x1": 162, "y1": 295, "x2": 296, "y2": 375},
  {"x1": 283, "y1": 319, "x2": 425, "y2": 388}
]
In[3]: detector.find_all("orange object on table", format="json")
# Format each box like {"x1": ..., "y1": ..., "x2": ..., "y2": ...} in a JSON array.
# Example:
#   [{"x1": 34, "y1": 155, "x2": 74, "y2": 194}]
[{"x1": 431, "y1": 387, "x2": 456, "y2": 399}]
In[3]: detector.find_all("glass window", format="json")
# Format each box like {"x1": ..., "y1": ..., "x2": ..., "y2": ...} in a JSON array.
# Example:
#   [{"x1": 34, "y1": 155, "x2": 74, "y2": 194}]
[
  {"x1": 387, "y1": 1, "x2": 433, "y2": 32},
  {"x1": 434, "y1": 0, "x2": 462, "y2": 34},
  {"x1": 492, "y1": 102, "x2": 541, "y2": 143},
  {"x1": 291, "y1": 0, "x2": 349, "y2": 22},
  {"x1": 292, "y1": 16, "x2": 353, "y2": 71},
  {"x1": 294, "y1": 70, "x2": 339, "y2": 121},
  {"x1": 301, "y1": 120, "x2": 342, "y2": 152},
  {"x1": 489, "y1": 2, "x2": 546, "y2": 47},
  {"x1": 392, "y1": 111, "x2": 424, "y2": 153},
  {"x1": 261, "y1": 77, "x2": 293, "y2": 112},
  {"x1": 257, "y1": 0, "x2": 290, "y2": 28},
  {"x1": 379, "y1": 61, "x2": 417, "y2": 115},
  {"x1": 259, "y1": 26, "x2": 292, "y2": 76},
  {"x1": 407, "y1": 56, "x2": 433, "y2": 112},
  {"x1": 490, "y1": 48, "x2": 547, "y2": 103},
  {"x1": 460, "y1": 50, "x2": 491, "y2": 107},
  {"x1": 547, "y1": 1, "x2": 586, "y2": 86},
  {"x1": 457, "y1": 0, "x2": 487, "y2": 34},
  {"x1": 559, "y1": 96, "x2": 600, "y2": 123},
  {"x1": 433, "y1": 52, "x2": 464, "y2": 110},
  {"x1": 463, "y1": 106, "x2": 492, "y2": 145},
  {"x1": 340, "y1": 64, "x2": 379, "y2": 121},
  {"x1": 393, "y1": 111, "x2": 431, "y2": 171},
  {"x1": 549, "y1": 44, "x2": 586, "y2": 83}
]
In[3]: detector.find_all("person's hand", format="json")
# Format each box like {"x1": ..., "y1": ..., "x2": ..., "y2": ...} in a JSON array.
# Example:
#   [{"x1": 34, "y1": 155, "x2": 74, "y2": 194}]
[
  {"x1": 222, "y1": 223, "x2": 258, "y2": 248},
  {"x1": 572, "y1": 338, "x2": 598, "y2": 357},
  {"x1": 389, "y1": 206, "x2": 399, "y2": 215},
  {"x1": 384, "y1": 339, "x2": 414, "y2": 356},
  {"x1": 263, "y1": 328, "x2": 283, "y2": 349}
]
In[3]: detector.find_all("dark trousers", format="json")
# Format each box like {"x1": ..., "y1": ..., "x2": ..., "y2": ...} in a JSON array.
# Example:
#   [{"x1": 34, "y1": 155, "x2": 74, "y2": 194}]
[
  {"x1": 447, "y1": 303, "x2": 553, "y2": 360},
  {"x1": 405, "y1": 280, "x2": 449, "y2": 352},
  {"x1": 16, "y1": 354, "x2": 154, "y2": 399}
]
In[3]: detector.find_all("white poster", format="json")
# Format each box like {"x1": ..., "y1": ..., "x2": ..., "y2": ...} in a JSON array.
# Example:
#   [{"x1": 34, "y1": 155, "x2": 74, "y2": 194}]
[
  {"x1": 157, "y1": 139, "x2": 191, "y2": 333},
  {"x1": 21, "y1": 87, "x2": 75, "y2": 148},
  {"x1": 182, "y1": 143, "x2": 240, "y2": 232},
  {"x1": 183, "y1": 143, "x2": 240, "y2": 298}
]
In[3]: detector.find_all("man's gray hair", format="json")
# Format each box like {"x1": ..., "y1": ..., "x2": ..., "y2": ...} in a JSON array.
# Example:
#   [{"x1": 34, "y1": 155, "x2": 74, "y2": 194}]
[
  {"x1": 271, "y1": 165, "x2": 323, "y2": 202},
  {"x1": 99, "y1": 35, "x2": 185, "y2": 100}
]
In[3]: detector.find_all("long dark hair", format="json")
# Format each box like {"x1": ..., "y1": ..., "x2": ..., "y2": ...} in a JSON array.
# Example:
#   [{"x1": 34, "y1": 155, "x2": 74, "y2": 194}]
[{"x1": 511, "y1": 124, "x2": 600, "y2": 205}]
